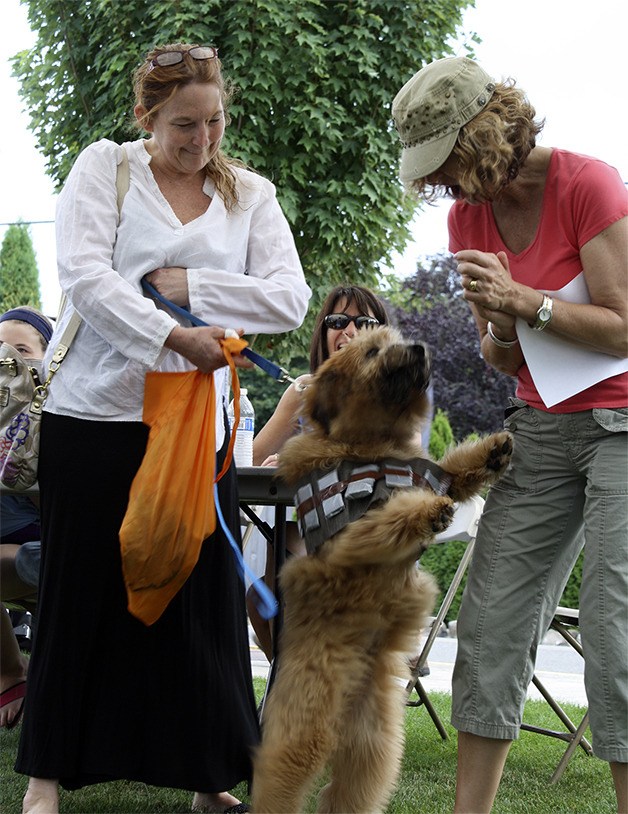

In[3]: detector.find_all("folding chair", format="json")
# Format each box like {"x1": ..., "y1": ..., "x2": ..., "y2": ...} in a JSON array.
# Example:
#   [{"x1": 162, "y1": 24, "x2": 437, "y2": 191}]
[
  {"x1": 405, "y1": 494, "x2": 485, "y2": 738},
  {"x1": 241, "y1": 504, "x2": 273, "y2": 584},
  {"x1": 521, "y1": 606, "x2": 592, "y2": 783}
]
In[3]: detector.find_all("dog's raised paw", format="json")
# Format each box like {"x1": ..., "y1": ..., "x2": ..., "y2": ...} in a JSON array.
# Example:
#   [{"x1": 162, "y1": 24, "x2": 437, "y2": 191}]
[
  {"x1": 430, "y1": 498, "x2": 455, "y2": 534},
  {"x1": 486, "y1": 432, "x2": 513, "y2": 474}
]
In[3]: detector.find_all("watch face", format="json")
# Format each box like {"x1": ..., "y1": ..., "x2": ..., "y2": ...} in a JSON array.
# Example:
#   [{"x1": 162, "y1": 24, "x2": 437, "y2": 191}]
[{"x1": 538, "y1": 307, "x2": 552, "y2": 322}]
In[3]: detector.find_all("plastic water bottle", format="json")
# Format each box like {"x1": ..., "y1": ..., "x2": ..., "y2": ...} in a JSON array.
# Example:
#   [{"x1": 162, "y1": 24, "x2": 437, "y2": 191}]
[{"x1": 227, "y1": 388, "x2": 255, "y2": 467}]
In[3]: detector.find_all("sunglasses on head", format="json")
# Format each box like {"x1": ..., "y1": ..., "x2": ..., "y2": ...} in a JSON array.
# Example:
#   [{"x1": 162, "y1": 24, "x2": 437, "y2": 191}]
[
  {"x1": 147, "y1": 46, "x2": 218, "y2": 72},
  {"x1": 323, "y1": 313, "x2": 380, "y2": 330}
]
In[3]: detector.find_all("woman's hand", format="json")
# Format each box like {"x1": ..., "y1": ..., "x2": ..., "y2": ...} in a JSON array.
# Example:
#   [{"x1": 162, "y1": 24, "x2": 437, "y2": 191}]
[
  {"x1": 456, "y1": 250, "x2": 518, "y2": 335},
  {"x1": 456, "y1": 249, "x2": 523, "y2": 375},
  {"x1": 252, "y1": 374, "x2": 311, "y2": 465},
  {"x1": 145, "y1": 267, "x2": 189, "y2": 306},
  {"x1": 456, "y1": 250, "x2": 514, "y2": 313},
  {"x1": 165, "y1": 325, "x2": 254, "y2": 374}
]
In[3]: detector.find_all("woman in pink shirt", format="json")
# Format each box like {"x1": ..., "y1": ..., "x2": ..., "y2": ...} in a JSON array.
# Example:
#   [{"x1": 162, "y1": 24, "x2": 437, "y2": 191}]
[{"x1": 392, "y1": 57, "x2": 627, "y2": 812}]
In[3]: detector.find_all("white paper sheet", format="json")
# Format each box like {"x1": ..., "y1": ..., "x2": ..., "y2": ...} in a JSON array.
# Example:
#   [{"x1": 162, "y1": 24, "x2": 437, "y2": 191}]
[{"x1": 516, "y1": 272, "x2": 628, "y2": 408}]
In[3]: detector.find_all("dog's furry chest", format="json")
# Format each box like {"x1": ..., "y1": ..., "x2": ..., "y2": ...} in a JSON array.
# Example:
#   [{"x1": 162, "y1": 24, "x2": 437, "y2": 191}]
[{"x1": 291, "y1": 457, "x2": 452, "y2": 554}]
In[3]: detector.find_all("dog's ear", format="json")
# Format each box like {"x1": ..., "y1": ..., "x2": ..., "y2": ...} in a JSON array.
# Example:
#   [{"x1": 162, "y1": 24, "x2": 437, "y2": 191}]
[{"x1": 308, "y1": 370, "x2": 340, "y2": 436}]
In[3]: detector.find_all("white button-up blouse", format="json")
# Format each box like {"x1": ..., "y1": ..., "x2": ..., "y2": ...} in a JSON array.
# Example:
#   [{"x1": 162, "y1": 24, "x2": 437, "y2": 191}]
[{"x1": 44, "y1": 138, "x2": 310, "y2": 447}]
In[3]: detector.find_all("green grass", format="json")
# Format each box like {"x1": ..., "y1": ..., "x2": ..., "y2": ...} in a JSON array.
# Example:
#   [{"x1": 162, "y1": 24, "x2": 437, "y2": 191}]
[{"x1": 0, "y1": 679, "x2": 613, "y2": 813}]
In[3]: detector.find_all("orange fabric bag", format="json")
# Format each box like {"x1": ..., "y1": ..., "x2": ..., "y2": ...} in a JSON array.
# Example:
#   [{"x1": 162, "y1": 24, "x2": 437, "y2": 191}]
[{"x1": 119, "y1": 338, "x2": 245, "y2": 625}]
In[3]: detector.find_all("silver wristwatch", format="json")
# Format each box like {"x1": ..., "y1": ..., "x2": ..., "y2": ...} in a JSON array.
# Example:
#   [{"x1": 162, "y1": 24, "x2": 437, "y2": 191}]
[{"x1": 531, "y1": 294, "x2": 554, "y2": 331}]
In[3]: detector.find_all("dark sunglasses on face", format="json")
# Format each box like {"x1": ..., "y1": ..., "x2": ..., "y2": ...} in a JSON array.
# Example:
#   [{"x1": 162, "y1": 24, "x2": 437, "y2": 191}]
[
  {"x1": 324, "y1": 313, "x2": 380, "y2": 330},
  {"x1": 147, "y1": 46, "x2": 218, "y2": 71}
]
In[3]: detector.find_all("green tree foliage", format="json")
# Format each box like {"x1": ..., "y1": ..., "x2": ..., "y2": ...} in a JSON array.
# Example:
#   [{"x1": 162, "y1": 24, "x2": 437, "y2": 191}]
[
  {"x1": 428, "y1": 408, "x2": 454, "y2": 458},
  {"x1": 12, "y1": 0, "x2": 475, "y2": 364},
  {"x1": 0, "y1": 223, "x2": 42, "y2": 312},
  {"x1": 420, "y1": 538, "x2": 468, "y2": 622},
  {"x1": 560, "y1": 550, "x2": 583, "y2": 609}
]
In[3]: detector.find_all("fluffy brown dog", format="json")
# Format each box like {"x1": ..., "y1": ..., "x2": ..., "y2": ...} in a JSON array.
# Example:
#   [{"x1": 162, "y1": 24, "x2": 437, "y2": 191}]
[{"x1": 252, "y1": 326, "x2": 512, "y2": 814}]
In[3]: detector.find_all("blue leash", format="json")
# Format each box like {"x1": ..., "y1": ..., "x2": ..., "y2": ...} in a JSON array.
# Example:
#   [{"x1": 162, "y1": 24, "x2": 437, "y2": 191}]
[
  {"x1": 141, "y1": 279, "x2": 295, "y2": 383},
  {"x1": 142, "y1": 278, "x2": 282, "y2": 619},
  {"x1": 214, "y1": 483, "x2": 278, "y2": 620}
]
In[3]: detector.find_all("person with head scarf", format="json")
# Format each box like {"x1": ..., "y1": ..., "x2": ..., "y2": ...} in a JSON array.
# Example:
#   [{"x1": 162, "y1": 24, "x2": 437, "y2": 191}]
[{"x1": 0, "y1": 306, "x2": 52, "y2": 730}]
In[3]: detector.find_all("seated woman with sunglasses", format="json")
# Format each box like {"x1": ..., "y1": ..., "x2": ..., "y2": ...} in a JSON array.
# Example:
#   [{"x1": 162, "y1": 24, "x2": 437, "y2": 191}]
[
  {"x1": 254, "y1": 284, "x2": 387, "y2": 466},
  {"x1": 247, "y1": 285, "x2": 389, "y2": 659},
  {"x1": 16, "y1": 43, "x2": 310, "y2": 814}
]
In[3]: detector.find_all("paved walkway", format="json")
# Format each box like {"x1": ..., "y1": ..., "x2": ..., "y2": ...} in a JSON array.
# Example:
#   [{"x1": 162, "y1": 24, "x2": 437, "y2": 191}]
[{"x1": 250, "y1": 633, "x2": 587, "y2": 707}]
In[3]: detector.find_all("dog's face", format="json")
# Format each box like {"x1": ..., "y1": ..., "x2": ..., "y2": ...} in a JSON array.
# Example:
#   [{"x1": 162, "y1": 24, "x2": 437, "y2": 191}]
[{"x1": 303, "y1": 325, "x2": 431, "y2": 446}]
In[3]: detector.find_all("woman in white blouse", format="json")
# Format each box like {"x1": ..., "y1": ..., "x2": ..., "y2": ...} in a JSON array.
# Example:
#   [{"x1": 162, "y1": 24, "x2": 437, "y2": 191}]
[{"x1": 17, "y1": 43, "x2": 310, "y2": 814}]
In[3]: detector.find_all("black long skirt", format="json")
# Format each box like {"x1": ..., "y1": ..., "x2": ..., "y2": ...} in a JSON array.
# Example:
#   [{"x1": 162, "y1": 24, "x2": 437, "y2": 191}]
[{"x1": 15, "y1": 412, "x2": 260, "y2": 792}]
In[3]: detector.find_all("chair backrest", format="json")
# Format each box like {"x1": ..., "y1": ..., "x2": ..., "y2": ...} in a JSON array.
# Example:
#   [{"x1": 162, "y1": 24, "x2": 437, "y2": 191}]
[{"x1": 433, "y1": 494, "x2": 485, "y2": 545}]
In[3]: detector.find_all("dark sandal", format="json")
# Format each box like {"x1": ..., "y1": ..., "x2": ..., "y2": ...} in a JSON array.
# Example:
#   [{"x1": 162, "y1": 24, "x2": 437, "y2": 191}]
[{"x1": 0, "y1": 680, "x2": 27, "y2": 730}]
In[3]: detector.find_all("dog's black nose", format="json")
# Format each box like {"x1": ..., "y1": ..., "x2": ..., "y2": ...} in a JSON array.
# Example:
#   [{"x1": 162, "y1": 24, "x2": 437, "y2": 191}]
[{"x1": 410, "y1": 343, "x2": 426, "y2": 363}]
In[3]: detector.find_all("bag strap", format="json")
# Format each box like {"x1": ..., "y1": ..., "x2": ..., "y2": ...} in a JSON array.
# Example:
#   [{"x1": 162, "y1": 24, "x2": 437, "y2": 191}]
[
  {"x1": 54, "y1": 146, "x2": 128, "y2": 325},
  {"x1": 32, "y1": 311, "x2": 82, "y2": 413},
  {"x1": 40, "y1": 145, "x2": 130, "y2": 407},
  {"x1": 116, "y1": 145, "x2": 130, "y2": 217},
  {"x1": 49, "y1": 314, "x2": 82, "y2": 368}
]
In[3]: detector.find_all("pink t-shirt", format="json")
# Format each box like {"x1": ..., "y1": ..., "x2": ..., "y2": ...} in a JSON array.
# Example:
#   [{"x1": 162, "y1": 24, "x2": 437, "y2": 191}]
[{"x1": 448, "y1": 149, "x2": 628, "y2": 412}]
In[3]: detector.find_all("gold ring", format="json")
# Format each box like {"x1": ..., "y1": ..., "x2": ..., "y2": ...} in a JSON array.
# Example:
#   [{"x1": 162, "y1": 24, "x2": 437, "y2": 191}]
[{"x1": 468, "y1": 279, "x2": 478, "y2": 292}]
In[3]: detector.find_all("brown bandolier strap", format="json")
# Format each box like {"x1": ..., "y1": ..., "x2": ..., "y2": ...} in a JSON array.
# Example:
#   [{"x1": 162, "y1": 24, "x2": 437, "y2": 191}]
[{"x1": 293, "y1": 458, "x2": 453, "y2": 555}]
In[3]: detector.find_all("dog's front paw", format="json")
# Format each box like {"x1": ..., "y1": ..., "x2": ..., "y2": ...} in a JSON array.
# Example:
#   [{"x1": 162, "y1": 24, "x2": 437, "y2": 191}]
[
  {"x1": 431, "y1": 497, "x2": 455, "y2": 534},
  {"x1": 383, "y1": 491, "x2": 455, "y2": 555},
  {"x1": 440, "y1": 431, "x2": 514, "y2": 502},
  {"x1": 485, "y1": 431, "x2": 513, "y2": 475}
]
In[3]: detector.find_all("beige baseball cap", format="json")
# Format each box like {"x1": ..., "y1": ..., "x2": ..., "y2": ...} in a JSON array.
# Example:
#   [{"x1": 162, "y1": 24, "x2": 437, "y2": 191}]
[{"x1": 392, "y1": 57, "x2": 496, "y2": 184}]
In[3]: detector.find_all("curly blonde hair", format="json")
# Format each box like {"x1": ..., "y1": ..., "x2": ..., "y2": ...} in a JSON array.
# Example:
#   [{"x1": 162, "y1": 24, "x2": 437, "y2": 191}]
[
  {"x1": 132, "y1": 43, "x2": 246, "y2": 211},
  {"x1": 410, "y1": 80, "x2": 544, "y2": 202}
]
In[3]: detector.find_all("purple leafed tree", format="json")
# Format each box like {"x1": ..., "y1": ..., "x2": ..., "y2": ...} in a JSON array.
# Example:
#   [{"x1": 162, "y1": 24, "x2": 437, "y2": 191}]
[{"x1": 390, "y1": 254, "x2": 516, "y2": 441}]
